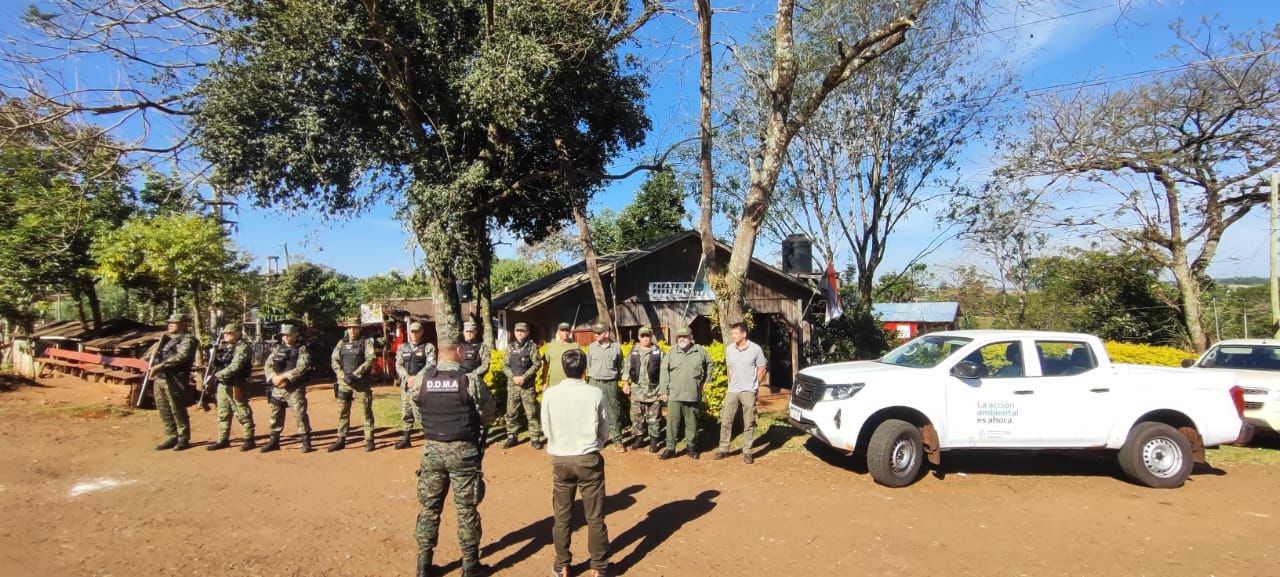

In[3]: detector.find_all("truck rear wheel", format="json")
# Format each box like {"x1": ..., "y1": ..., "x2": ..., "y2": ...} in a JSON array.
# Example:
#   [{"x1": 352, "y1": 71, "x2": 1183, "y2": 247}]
[
  {"x1": 867, "y1": 419, "x2": 924, "y2": 487},
  {"x1": 1119, "y1": 422, "x2": 1194, "y2": 488}
]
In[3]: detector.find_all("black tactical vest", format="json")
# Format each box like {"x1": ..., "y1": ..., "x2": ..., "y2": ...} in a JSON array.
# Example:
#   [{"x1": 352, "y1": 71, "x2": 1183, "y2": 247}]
[
  {"x1": 401, "y1": 343, "x2": 429, "y2": 375},
  {"x1": 459, "y1": 341, "x2": 483, "y2": 373},
  {"x1": 508, "y1": 340, "x2": 535, "y2": 373},
  {"x1": 271, "y1": 344, "x2": 301, "y2": 374},
  {"x1": 628, "y1": 346, "x2": 663, "y2": 385},
  {"x1": 338, "y1": 338, "x2": 367, "y2": 375},
  {"x1": 216, "y1": 342, "x2": 251, "y2": 382},
  {"x1": 414, "y1": 368, "x2": 480, "y2": 442},
  {"x1": 162, "y1": 333, "x2": 195, "y2": 374}
]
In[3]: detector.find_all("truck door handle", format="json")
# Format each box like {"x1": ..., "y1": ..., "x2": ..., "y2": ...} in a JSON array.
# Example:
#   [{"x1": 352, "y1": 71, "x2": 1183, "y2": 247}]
[
  {"x1": 1090, "y1": 387, "x2": 1110, "y2": 393},
  {"x1": 1013, "y1": 390, "x2": 1034, "y2": 395}
]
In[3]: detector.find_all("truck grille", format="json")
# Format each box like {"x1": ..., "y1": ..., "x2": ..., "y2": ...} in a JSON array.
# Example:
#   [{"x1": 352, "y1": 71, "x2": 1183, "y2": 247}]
[
  {"x1": 791, "y1": 374, "x2": 824, "y2": 410},
  {"x1": 1244, "y1": 401, "x2": 1264, "y2": 411},
  {"x1": 1241, "y1": 388, "x2": 1269, "y2": 396}
]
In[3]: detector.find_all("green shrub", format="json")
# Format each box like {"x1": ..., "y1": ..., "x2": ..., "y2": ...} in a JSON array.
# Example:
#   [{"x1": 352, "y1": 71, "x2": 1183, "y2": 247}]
[
  {"x1": 701, "y1": 341, "x2": 728, "y2": 420},
  {"x1": 1104, "y1": 341, "x2": 1197, "y2": 367},
  {"x1": 484, "y1": 348, "x2": 508, "y2": 421}
]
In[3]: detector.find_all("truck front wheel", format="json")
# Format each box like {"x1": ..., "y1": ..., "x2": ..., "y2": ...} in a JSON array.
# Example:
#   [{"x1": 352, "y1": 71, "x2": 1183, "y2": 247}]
[
  {"x1": 1119, "y1": 422, "x2": 1194, "y2": 488},
  {"x1": 867, "y1": 419, "x2": 924, "y2": 487}
]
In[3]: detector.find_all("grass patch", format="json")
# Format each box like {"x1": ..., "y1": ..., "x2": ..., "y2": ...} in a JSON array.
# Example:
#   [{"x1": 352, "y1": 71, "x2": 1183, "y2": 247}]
[
  {"x1": 372, "y1": 393, "x2": 403, "y2": 426},
  {"x1": 37, "y1": 403, "x2": 135, "y2": 419},
  {"x1": 1208, "y1": 444, "x2": 1280, "y2": 466}
]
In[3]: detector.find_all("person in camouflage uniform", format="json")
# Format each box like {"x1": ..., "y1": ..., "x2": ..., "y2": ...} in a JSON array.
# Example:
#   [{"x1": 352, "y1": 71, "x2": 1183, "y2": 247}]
[
  {"x1": 261, "y1": 324, "x2": 313, "y2": 453},
  {"x1": 396, "y1": 320, "x2": 436, "y2": 450},
  {"x1": 330, "y1": 317, "x2": 377, "y2": 452},
  {"x1": 413, "y1": 341, "x2": 495, "y2": 577},
  {"x1": 501, "y1": 322, "x2": 544, "y2": 449},
  {"x1": 623, "y1": 326, "x2": 664, "y2": 453},
  {"x1": 149, "y1": 313, "x2": 198, "y2": 451},
  {"x1": 207, "y1": 323, "x2": 255, "y2": 452}
]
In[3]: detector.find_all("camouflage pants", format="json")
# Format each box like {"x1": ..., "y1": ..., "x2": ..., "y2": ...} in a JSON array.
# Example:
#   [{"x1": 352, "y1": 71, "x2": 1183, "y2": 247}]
[
  {"x1": 337, "y1": 380, "x2": 374, "y2": 441},
  {"x1": 154, "y1": 371, "x2": 191, "y2": 441},
  {"x1": 416, "y1": 439, "x2": 484, "y2": 568},
  {"x1": 401, "y1": 385, "x2": 422, "y2": 432},
  {"x1": 588, "y1": 378, "x2": 623, "y2": 443},
  {"x1": 505, "y1": 383, "x2": 543, "y2": 442},
  {"x1": 629, "y1": 397, "x2": 663, "y2": 441},
  {"x1": 268, "y1": 386, "x2": 311, "y2": 435},
  {"x1": 215, "y1": 383, "x2": 254, "y2": 442}
]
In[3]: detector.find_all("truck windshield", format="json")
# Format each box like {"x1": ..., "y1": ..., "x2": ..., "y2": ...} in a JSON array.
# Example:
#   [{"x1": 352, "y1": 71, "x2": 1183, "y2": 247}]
[
  {"x1": 1200, "y1": 344, "x2": 1280, "y2": 371},
  {"x1": 878, "y1": 335, "x2": 973, "y2": 369}
]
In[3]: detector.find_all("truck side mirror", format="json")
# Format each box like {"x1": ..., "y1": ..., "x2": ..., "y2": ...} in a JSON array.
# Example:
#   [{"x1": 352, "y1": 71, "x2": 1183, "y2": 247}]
[
  {"x1": 1180, "y1": 358, "x2": 1195, "y2": 368},
  {"x1": 952, "y1": 361, "x2": 981, "y2": 379}
]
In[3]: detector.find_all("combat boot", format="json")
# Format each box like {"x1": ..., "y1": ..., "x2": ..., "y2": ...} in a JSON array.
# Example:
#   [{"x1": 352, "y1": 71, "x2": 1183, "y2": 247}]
[
  {"x1": 649, "y1": 437, "x2": 661, "y2": 453},
  {"x1": 502, "y1": 436, "x2": 518, "y2": 449},
  {"x1": 365, "y1": 438, "x2": 376, "y2": 452},
  {"x1": 260, "y1": 433, "x2": 281, "y2": 453},
  {"x1": 658, "y1": 448, "x2": 675, "y2": 460},
  {"x1": 207, "y1": 439, "x2": 231, "y2": 452},
  {"x1": 531, "y1": 438, "x2": 545, "y2": 450},
  {"x1": 395, "y1": 430, "x2": 412, "y2": 450},
  {"x1": 688, "y1": 449, "x2": 700, "y2": 460},
  {"x1": 155, "y1": 437, "x2": 178, "y2": 451},
  {"x1": 327, "y1": 438, "x2": 346, "y2": 452},
  {"x1": 416, "y1": 551, "x2": 433, "y2": 577},
  {"x1": 461, "y1": 561, "x2": 489, "y2": 577},
  {"x1": 241, "y1": 437, "x2": 256, "y2": 452},
  {"x1": 301, "y1": 434, "x2": 314, "y2": 453},
  {"x1": 173, "y1": 438, "x2": 191, "y2": 451}
]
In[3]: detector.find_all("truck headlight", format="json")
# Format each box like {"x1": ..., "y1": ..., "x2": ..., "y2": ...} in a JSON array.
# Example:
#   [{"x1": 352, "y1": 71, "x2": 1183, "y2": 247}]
[{"x1": 820, "y1": 383, "x2": 865, "y2": 401}]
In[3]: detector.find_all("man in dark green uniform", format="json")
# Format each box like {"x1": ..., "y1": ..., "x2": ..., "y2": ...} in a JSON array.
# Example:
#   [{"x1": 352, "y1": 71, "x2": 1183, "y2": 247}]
[
  {"x1": 413, "y1": 341, "x2": 494, "y2": 577},
  {"x1": 330, "y1": 317, "x2": 377, "y2": 452},
  {"x1": 149, "y1": 313, "x2": 197, "y2": 451},
  {"x1": 262, "y1": 324, "x2": 313, "y2": 453},
  {"x1": 585, "y1": 322, "x2": 624, "y2": 451},
  {"x1": 396, "y1": 321, "x2": 436, "y2": 449},
  {"x1": 501, "y1": 322, "x2": 544, "y2": 449},
  {"x1": 207, "y1": 323, "x2": 255, "y2": 451},
  {"x1": 657, "y1": 327, "x2": 710, "y2": 460},
  {"x1": 623, "y1": 326, "x2": 664, "y2": 453}
]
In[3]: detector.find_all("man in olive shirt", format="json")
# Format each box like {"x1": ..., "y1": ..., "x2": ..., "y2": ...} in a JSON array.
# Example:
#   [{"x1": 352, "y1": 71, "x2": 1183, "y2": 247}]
[
  {"x1": 715, "y1": 322, "x2": 768, "y2": 464},
  {"x1": 585, "y1": 323, "x2": 624, "y2": 451},
  {"x1": 657, "y1": 327, "x2": 710, "y2": 460},
  {"x1": 542, "y1": 322, "x2": 580, "y2": 389}
]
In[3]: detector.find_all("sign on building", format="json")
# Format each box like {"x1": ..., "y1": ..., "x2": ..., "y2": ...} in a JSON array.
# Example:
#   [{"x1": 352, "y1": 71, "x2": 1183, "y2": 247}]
[{"x1": 648, "y1": 281, "x2": 715, "y2": 302}]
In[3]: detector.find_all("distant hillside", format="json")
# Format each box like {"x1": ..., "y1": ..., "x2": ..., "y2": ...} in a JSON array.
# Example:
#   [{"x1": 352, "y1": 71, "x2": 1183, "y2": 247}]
[{"x1": 1217, "y1": 276, "x2": 1267, "y2": 286}]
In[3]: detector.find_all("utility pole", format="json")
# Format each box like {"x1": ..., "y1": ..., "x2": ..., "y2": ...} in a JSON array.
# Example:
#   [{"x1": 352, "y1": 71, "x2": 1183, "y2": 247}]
[
  {"x1": 1270, "y1": 172, "x2": 1279, "y2": 338},
  {"x1": 1212, "y1": 296, "x2": 1221, "y2": 342}
]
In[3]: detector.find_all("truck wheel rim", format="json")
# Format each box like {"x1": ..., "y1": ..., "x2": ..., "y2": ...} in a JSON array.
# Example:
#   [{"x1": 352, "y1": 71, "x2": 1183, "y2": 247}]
[
  {"x1": 1141, "y1": 437, "x2": 1183, "y2": 479},
  {"x1": 891, "y1": 436, "x2": 917, "y2": 475}
]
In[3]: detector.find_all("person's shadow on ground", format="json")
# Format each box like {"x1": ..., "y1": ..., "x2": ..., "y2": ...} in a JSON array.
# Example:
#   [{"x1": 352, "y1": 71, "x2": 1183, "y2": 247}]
[
  {"x1": 438, "y1": 484, "x2": 645, "y2": 575},
  {"x1": 606, "y1": 489, "x2": 720, "y2": 574}
]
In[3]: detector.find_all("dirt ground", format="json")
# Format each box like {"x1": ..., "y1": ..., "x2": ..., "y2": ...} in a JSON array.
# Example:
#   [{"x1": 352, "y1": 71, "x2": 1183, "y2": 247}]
[{"x1": 1, "y1": 373, "x2": 1278, "y2": 577}]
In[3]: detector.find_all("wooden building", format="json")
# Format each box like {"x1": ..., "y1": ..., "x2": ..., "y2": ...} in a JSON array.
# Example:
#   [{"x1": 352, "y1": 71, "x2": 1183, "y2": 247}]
[
  {"x1": 873, "y1": 302, "x2": 962, "y2": 340},
  {"x1": 493, "y1": 231, "x2": 820, "y2": 387}
]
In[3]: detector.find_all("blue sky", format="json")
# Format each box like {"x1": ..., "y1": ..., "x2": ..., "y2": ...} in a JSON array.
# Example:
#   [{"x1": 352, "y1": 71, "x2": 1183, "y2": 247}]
[{"x1": 4, "y1": 0, "x2": 1276, "y2": 280}]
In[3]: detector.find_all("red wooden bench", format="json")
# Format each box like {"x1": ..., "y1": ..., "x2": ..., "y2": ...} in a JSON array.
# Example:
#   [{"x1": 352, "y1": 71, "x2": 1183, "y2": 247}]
[
  {"x1": 36, "y1": 348, "x2": 103, "y2": 378},
  {"x1": 37, "y1": 348, "x2": 150, "y2": 385},
  {"x1": 98, "y1": 355, "x2": 150, "y2": 385}
]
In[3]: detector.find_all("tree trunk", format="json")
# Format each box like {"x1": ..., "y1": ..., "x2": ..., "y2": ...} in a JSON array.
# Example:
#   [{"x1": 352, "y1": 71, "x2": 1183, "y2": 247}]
[
  {"x1": 429, "y1": 258, "x2": 463, "y2": 346},
  {"x1": 1170, "y1": 256, "x2": 1210, "y2": 351},
  {"x1": 558, "y1": 137, "x2": 615, "y2": 332},
  {"x1": 73, "y1": 289, "x2": 90, "y2": 332},
  {"x1": 475, "y1": 224, "x2": 496, "y2": 348},
  {"x1": 696, "y1": 0, "x2": 716, "y2": 272},
  {"x1": 85, "y1": 281, "x2": 103, "y2": 329}
]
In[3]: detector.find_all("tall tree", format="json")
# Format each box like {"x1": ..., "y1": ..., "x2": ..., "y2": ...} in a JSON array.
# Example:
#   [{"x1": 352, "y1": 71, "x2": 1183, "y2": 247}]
[
  {"x1": 997, "y1": 22, "x2": 1280, "y2": 350},
  {"x1": 194, "y1": 0, "x2": 655, "y2": 344},
  {"x1": 707, "y1": 0, "x2": 937, "y2": 336},
  {"x1": 590, "y1": 169, "x2": 687, "y2": 254}
]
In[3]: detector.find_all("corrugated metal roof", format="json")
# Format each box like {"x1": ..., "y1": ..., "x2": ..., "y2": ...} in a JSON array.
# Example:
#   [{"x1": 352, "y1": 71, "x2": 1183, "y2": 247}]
[{"x1": 872, "y1": 302, "x2": 960, "y2": 323}]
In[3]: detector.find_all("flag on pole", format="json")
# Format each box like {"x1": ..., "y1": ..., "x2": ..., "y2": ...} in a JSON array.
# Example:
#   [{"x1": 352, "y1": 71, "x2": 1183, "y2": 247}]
[{"x1": 824, "y1": 261, "x2": 844, "y2": 322}]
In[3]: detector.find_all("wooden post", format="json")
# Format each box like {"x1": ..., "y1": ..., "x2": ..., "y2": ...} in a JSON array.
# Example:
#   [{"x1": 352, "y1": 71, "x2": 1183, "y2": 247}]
[{"x1": 1270, "y1": 172, "x2": 1279, "y2": 338}]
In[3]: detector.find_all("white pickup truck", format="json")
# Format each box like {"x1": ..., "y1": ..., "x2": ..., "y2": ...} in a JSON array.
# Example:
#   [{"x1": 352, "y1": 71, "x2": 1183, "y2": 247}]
[
  {"x1": 1185, "y1": 338, "x2": 1280, "y2": 435},
  {"x1": 789, "y1": 330, "x2": 1252, "y2": 488}
]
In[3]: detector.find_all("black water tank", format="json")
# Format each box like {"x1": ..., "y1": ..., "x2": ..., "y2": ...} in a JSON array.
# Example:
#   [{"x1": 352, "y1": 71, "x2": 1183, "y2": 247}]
[{"x1": 782, "y1": 234, "x2": 813, "y2": 274}]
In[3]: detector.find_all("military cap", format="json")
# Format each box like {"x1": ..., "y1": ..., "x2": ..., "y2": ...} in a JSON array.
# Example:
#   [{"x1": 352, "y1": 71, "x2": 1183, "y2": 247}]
[
  {"x1": 557, "y1": 322, "x2": 572, "y2": 331},
  {"x1": 339, "y1": 317, "x2": 362, "y2": 328},
  {"x1": 221, "y1": 323, "x2": 242, "y2": 334},
  {"x1": 165, "y1": 313, "x2": 191, "y2": 323},
  {"x1": 638, "y1": 326, "x2": 653, "y2": 336},
  {"x1": 279, "y1": 324, "x2": 299, "y2": 335},
  {"x1": 514, "y1": 322, "x2": 529, "y2": 331},
  {"x1": 408, "y1": 321, "x2": 425, "y2": 332},
  {"x1": 592, "y1": 322, "x2": 608, "y2": 333},
  {"x1": 675, "y1": 327, "x2": 691, "y2": 337},
  {"x1": 463, "y1": 321, "x2": 478, "y2": 331}
]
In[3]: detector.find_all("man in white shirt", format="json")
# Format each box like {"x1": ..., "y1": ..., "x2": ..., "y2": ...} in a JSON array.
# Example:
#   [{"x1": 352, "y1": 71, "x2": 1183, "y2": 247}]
[{"x1": 541, "y1": 349, "x2": 612, "y2": 577}]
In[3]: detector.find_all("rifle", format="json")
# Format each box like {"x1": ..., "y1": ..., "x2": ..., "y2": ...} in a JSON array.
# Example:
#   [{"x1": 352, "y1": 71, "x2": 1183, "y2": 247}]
[
  {"x1": 197, "y1": 338, "x2": 219, "y2": 411},
  {"x1": 135, "y1": 335, "x2": 169, "y2": 408}
]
